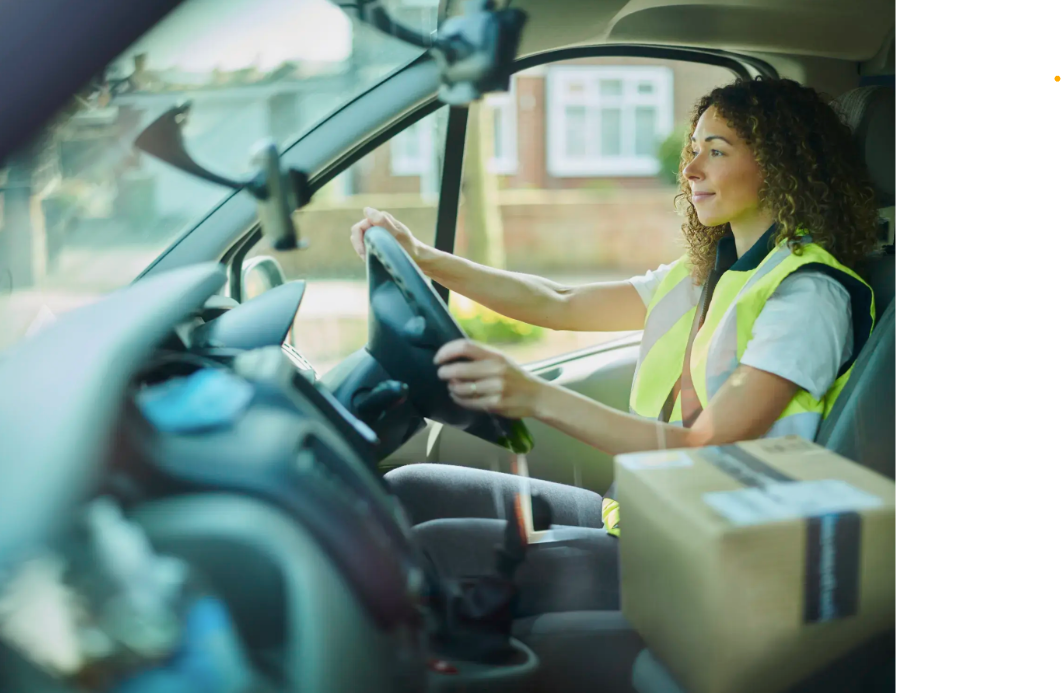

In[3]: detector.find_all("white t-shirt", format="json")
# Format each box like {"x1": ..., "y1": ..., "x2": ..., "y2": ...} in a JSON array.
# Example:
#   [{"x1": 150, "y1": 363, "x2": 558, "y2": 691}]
[{"x1": 629, "y1": 261, "x2": 854, "y2": 400}]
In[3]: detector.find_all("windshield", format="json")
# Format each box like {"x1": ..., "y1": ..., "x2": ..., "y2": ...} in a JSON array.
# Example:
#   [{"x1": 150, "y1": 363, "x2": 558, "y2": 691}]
[{"x1": 0, "y1": 0, "x2": 437, "y2": 352}]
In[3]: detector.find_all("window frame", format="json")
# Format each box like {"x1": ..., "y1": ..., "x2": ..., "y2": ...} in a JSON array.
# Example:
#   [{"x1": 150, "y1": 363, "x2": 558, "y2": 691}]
[
  {"x1": 392, "y1": 91, "x2": 517, "y2": 177},
  {"x1": 484, "y1": 91, "x2": 519, "y2": 175},
  {"x1": 390, "y1": 116, "x2": 435, "y2": 176},
  {"x1": 545, "y1": 65, "x2": 674, "y2": 178}
]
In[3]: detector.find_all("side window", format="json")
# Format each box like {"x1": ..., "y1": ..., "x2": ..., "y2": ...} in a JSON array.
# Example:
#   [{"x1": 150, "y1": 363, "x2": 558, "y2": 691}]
[
  {"x1": 242, "y1": 107, "x2": 449, "y2": 375},
  {"x1": 450, "y1": 57, "x2": 736, "y2": 364}
]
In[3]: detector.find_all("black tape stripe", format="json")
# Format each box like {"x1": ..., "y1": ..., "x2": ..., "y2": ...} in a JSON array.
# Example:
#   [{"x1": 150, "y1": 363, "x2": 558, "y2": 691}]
[
  {"x1": 804, "y1": 512, "x2": 862, "y2": 623},
  {"x1": 703, "y1": 445, "x2": 862, "y2": 623}
]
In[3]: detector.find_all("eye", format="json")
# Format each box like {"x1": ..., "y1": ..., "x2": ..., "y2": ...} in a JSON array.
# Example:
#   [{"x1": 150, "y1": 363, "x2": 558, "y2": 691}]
[
  {"x1": 690, "y1": 150, "x2": 700, "y2": 157},
  {"x1": 710, "y1": 149, "x2": 724, "y2": 157}
]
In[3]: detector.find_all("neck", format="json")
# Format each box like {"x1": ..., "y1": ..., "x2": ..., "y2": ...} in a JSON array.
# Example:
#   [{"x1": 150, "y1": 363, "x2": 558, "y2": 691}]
[{"x1": 729, "y1": 211, "x2": 776, "y2": 258}]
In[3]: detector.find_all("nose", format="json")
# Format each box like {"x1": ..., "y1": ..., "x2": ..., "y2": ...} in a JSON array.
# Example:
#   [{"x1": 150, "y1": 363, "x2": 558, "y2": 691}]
[{"x1": 682, "y1": 151, "x2": 703, "y2": 182}]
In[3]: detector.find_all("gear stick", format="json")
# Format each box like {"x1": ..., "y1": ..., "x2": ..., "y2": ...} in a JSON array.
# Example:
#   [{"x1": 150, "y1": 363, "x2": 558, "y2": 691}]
[{"x1": 431, "y1": 491, "x2": 553, "y2": 665}]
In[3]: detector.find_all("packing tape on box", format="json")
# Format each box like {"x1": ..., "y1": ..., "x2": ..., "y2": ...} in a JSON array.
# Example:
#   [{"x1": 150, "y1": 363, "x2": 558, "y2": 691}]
[{"x1": 697, "y1": 445, "x2": 882, "y2": 624}]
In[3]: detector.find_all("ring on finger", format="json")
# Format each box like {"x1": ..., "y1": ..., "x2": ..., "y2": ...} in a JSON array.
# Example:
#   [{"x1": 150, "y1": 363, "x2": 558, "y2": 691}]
[{"x1": 470, "y1": 382, "x2": 478, "y2": 396}]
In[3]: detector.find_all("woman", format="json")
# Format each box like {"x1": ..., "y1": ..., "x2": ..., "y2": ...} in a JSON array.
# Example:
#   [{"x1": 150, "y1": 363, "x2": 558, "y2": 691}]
[{"x1": 350, "y1": 77, "x2": 879, "y2": 615}]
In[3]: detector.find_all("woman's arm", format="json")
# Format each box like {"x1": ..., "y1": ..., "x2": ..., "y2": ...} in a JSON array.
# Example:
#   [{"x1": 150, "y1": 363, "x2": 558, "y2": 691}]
[
  {"x1": 351, "y1": 207, "x2": 647, "y2": 332},
  {"x1": 419, "y1": 246, "x2": 648, "y2": 332},
  {"x1": 436, "y1": 341, "x2": 800, "y2": 456},
  {"x1": 535, "y1": 364, "x2": 799, "y2": 455}
]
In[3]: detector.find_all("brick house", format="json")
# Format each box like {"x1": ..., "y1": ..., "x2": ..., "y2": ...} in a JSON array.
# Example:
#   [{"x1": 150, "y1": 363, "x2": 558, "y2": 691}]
[
  {"x1": 348, "y1": 57, "x2": 737, "y2": 197},
  {"x1": 290, "y1": 57, "x2": 738, "y2": 279}
]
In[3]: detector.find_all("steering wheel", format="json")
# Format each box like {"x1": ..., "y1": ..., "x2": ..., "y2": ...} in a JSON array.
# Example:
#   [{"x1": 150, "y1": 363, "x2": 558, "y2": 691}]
[{"x1": 360, "y1": 226, "x2": 533, "y2": 454}]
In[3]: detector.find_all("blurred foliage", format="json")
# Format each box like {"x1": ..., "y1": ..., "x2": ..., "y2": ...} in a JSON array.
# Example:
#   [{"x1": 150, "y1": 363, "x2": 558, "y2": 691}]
[
  {"x1": 451, "y1": 294, "x2": 544, "y2": 345},
  {"x1": 582, "y1": 178, "x2": 621, "y2": 192},
  {"x1": 657, "y1": 126, "x2": 687, "y2": 187}
]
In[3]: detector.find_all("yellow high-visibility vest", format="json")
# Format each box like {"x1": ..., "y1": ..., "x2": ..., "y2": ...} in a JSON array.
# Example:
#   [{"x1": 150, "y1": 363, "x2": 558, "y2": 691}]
[{"x1": 603, "y1": 233, "x2": 875, "y2": 537}]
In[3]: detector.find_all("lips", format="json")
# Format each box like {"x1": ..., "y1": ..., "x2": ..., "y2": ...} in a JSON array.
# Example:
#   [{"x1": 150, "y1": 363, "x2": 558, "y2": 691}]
[{"x1": 692, "y1": 192, "x2": 715, "y2": 202}]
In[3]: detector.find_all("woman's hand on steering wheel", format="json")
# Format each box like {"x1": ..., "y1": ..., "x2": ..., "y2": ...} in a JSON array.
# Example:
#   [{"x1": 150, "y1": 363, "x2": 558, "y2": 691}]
[
  {"x1": 350, "y1": 207, "x2": 426, "y2": 263},
  {"x1": 435, "y1": 340, "x2": 547, "y2": 419}
]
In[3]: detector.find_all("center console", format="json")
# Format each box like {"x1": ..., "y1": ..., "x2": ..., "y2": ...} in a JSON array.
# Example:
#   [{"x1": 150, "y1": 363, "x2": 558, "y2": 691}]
[{"x1": 120, "y1": 345, "x2": 547, "y2": 692}]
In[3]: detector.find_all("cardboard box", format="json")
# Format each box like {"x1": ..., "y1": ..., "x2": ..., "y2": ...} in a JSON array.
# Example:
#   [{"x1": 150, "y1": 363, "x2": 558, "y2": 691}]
[{"x1": 616, "y1": 436, "x2": 895, "y2": 693}]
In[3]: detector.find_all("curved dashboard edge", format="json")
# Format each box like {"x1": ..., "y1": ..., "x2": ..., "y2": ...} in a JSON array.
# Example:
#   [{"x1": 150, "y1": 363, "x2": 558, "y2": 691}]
[{"x1": 0, "y1": 263, "x2": 227, "y2": 563}]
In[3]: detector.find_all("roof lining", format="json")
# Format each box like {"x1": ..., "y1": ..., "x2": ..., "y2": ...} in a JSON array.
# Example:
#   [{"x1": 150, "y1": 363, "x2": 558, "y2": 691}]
[{"x1": 510, "y1": 0, "x2": 894, "y2": 66}]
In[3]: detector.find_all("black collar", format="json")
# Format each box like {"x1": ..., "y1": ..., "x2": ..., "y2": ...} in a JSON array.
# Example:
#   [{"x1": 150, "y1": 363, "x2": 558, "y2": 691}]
[{"x1": 714, "y1": 223, "x2": 778, "y2": 273}]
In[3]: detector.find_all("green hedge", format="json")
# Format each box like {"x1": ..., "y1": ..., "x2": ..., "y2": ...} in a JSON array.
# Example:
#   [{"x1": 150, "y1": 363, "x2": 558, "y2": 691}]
[
  {"x1": 657, "y1": 127, "x2": 687, "y2": 187},
  {"x1": 451, "y1": 297, "x2": 544, "y2": 345}
]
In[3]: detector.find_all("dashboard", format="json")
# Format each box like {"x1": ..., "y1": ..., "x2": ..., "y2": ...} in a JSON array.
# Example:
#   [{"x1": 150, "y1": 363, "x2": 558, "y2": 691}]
[{"x1": 0, "y1": 265, "x2": 435, "y2": 692}]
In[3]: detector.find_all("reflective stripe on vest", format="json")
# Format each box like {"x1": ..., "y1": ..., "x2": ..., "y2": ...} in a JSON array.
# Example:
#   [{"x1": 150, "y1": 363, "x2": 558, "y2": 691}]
[
  {"x1": 629, "y1": 258, "x2": 699, "y2": 422},
  {"x1": 629, "y1": 240, "x2": 874, "y2": 435},
  {"x1": 602, "y1": 497, "x2": 620, "y2": 537}
]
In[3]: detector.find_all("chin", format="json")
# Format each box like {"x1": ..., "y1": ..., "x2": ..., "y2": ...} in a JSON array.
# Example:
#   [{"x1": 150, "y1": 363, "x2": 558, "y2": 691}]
[{"x1": 696, "y1": 211, "x2": 727, "y2": 228}]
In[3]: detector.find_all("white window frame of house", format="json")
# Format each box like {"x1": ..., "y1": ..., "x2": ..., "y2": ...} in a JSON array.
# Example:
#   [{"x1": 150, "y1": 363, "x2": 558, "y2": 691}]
[
  {"x1": 390, "y1": 117, "x2": 435, "y2": 176},
  {"x1": 485, "y1": 91, "x2": 518, "y2": 175},
  {"x1": 546, "y1": 66, "x2": 674, "y2": 177},
  {"x1": 391, "y1": 98, "x2": 518, "y2": 177}
]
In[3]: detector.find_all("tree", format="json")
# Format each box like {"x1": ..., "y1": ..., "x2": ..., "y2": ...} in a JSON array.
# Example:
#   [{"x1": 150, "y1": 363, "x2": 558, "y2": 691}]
[
  {"x1": 1, "y1": 93, "x2": 95, "y2": 288},
  {"x1": 460, "y1": 101, "x2": 506, "y2": 269},
  {"x1": 657, "y1": 126, "x2": 687, "y2": 187},
  {"x1": 0, "y1": 135, "x2": 54, "y2": 289}
]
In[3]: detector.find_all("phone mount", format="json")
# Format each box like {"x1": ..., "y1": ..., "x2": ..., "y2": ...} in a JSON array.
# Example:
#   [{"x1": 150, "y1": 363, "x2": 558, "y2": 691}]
[
  {"x1": 133, "y1": 102, "x2": 312, "y2": 252},
  {"x1": 133, "y1": 0, "x2": 528, "y2": 250},
  {"x1": 353, "y1": 0, "x2": 527, "y2": 105}
]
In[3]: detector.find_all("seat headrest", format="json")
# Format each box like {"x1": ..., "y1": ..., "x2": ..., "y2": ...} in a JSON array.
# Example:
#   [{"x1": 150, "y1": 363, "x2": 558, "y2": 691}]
[{"x1": 832, "y1": 86, "x2": 895, "y2": 206}]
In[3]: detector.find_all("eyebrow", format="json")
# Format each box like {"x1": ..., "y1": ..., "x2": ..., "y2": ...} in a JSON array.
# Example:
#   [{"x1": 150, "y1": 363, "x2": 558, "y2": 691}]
[{"x1": 690, "y1": 135, "x2": 731, "y2": 145}]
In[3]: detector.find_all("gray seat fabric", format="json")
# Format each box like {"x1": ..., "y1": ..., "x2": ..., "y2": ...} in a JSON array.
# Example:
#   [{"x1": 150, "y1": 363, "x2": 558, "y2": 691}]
[
  {"x1": 386, "y1": 463, "x2": 604, "y2": 528},
  {"x1": 815, "y1": 85, "x2": 896, "y2": 478},
  {"x1": 832, "y1": 85, "x2": 895, "y2": 206},
  {"x1": 854, "y1": 250, "x2": 894, "y2": 323},
  {"x1": 815, "y1": 300, "x2": 895, "y2": 479}
]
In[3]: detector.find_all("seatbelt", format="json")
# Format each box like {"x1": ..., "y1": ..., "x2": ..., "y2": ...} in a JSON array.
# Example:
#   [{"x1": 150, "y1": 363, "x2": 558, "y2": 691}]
[{"x1": 658, "y1": 266, "x2": 722, "y2": 428}]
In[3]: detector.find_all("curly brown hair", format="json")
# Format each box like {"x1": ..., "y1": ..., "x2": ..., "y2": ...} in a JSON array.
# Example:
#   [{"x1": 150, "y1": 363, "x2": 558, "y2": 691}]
[{"x1": 676, "y1": 77, "x2": 880, "y2": 285}]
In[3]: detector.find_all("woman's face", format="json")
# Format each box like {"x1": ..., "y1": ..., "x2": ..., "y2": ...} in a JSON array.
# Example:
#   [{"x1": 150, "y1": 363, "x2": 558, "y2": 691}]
[{"x1": 682, "y1": 106, "x2": 765, "y2": 227}]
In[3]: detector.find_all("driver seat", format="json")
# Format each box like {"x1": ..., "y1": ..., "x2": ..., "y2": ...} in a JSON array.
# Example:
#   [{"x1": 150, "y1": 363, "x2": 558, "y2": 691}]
[{"x1": 815, "y1": 84, "x2": 896, "y2": 480}]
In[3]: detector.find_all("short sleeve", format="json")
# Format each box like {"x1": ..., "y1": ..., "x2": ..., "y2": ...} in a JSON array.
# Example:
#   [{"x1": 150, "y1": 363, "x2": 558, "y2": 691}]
[
  {"x1": 628, "y1": 261, "x2": 679, "y2": 307},
  {"x1": 739, "y1": 272, "x2": 854, "y2": 400}
]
